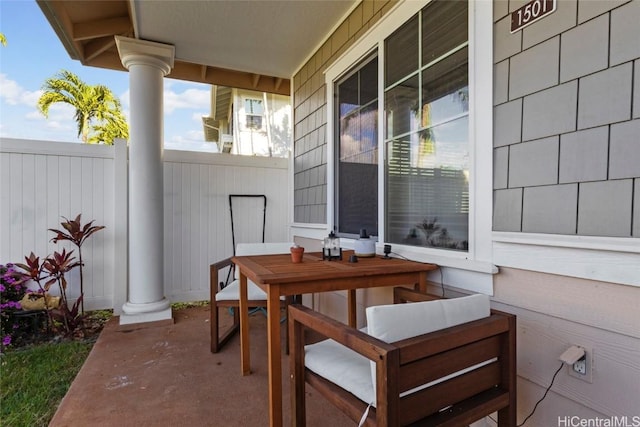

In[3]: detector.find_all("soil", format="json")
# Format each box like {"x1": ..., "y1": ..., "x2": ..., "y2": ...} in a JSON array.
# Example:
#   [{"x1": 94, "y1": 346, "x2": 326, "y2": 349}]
[
  {"x1": 10, "y1": 301, "x2": 209, "y2": 350},
  {"x1": 10, "y1": 309, "x2": 113, "y2": 349}
]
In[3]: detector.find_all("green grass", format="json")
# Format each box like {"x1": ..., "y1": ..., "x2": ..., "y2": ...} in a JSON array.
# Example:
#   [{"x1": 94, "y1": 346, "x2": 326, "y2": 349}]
[
  {"x1": 0, "y1": 304, "x2": 204, "y2": 426},
  {"x1": 171, "y1": 300, "x2": 209, "y2": 310},
  {"x1": 0, "y1": 341, "x2": 93, "y2": 427}
]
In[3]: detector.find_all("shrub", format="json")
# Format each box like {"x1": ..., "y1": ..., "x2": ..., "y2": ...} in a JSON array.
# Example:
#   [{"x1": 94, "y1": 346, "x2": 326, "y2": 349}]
[
  {"x1": 12, "y1": 214, "x2": 105, "y2": 339},
  {"x1": 0, "y1": 263, "x2": 29, "y2": 350}
]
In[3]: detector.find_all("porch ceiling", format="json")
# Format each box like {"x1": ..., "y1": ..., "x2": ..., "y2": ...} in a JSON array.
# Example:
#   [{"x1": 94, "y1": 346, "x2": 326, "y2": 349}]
[{"x1": 36, "y1": 0, "x2": 357, "y2": 96}]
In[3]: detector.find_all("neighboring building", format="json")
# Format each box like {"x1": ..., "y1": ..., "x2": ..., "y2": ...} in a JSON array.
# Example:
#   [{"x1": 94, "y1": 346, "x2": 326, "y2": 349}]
[{"x1": 202, "y1": 85, "x2": 291, "y2": 157}]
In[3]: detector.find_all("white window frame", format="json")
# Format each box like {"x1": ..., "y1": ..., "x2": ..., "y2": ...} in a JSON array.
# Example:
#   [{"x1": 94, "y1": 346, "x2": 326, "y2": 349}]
[
  {"x1": 492, "y1": 233, "x2": 640, "y2": 288},
  {"x1": 244, "y1": 97, "x2": 263, "y2": 130},
  {"x1": 323, "y1": 0, "x2": 496, "y2": 295}
]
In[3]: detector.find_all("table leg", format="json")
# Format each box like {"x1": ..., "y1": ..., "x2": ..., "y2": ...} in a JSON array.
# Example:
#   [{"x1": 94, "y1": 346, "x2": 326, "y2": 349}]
[
  {"x1": 239, "y1": 273, "x2": 251, "y2": 375},
  {"x1": 417, "y1": 271, "x2": 428, "y2": 293},
  {"x1": 267, "y1": 287, "x2": 283, "y2": 427},
  {"x1": 347, "y1": 289, "x2": 357, "y2": 327}
]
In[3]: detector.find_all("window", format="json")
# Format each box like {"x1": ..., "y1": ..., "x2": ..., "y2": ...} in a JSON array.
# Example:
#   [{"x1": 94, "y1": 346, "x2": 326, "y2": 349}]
[
  {"x1": 318, "y1": 0, "x2": 494, "y2": 293},
  {"x1": 331, "y1": 1, "x2": 469, "y2": 249},
  {"x1": 245, "y1": 98, "x2": 263, "y2": 130},
  {"x1": 335, "y1": 55, "x2": 379, "y2": 237},
  {"x1": 385, "y1": 0, "x2": 469, "y2": 251}
]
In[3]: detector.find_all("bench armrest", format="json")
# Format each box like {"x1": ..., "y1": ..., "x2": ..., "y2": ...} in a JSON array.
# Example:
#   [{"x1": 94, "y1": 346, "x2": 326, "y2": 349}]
[
  {"x1": 288, "y1": 304, "x2": 395, "y2": 361},
  {"x1": 210, "y1": 257, "x2": 234, "y2": 293}
]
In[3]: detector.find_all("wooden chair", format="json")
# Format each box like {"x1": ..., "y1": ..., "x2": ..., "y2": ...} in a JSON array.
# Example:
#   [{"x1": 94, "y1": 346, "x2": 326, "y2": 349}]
[
  {"x1": 289, "y1": 287, "x2": 517, "y2": 426},
  {"x1": 210, "y1": 242, "x2": 294, "y2": 353}
]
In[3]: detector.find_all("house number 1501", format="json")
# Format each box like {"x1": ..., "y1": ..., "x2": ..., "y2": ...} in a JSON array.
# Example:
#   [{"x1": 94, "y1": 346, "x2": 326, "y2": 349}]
[{"x1": 511, "y1": 0, "x2": 556, "y2": 33}]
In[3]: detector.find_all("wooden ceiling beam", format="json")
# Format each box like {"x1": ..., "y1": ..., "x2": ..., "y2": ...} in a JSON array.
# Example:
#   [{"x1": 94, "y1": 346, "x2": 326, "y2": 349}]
[
  {"x1": 83, "y1": 50, "x2": 127, "y2": 72},
  {"x1": 82, "y1": 36, "x2": 117, "y2": 62},
  {"x1": 252, "y1": 73, "x2": 260, "y2": 88},
  {"x1": 80, "y1": 54, "x2": 290, "y2": 96},
  {"x1": 73, "y1": 16, "x2": 131, "y2": 41},
  {"x1": 170, "y1": 62, "x2": 290, "y2": 96}
]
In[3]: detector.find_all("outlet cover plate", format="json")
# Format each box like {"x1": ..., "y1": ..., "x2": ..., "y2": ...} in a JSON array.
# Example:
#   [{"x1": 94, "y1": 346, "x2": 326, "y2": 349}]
[{"x1": 567, "y1": 345, "x2": 593, "y2": 383}]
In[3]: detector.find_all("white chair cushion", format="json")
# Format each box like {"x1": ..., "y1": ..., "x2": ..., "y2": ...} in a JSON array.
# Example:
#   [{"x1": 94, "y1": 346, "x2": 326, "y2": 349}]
[
  {"x1": 305, "y1": 294, "x2": 491, "y2": 408},
  {"x1": 215, "y1": 279, "x2": 267, "y2": 301},
  {"x1": 304, "y1": 327, "x2": 375, "y2": 405},
  {"x1": 216, "y1": 242, "x2": 294, "y2": 302},
  {"x1": 366, "y1": 293, "x2": 490, "y2": 343},
  {"x1": 366, "y1": 294, "x2": 491, "y2": 406}
]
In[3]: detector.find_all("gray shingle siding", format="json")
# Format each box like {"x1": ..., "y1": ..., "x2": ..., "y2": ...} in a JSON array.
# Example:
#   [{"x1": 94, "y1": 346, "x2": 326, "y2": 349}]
[
  {"x1": 291, "y1": 1, "x2": 394, "y2": 224},
  {"x1": 293, "y1": 0, "x2": 639, "y2": 237},
  {"x1": 494, "y1": 188, "x2": 523, "y2": 232},
  {"x1": 494, "y1": 0, "x2": 639, "y2": 238},
  {"x1": 559, "y1": 127, "x2": 609, "y2": 183}
]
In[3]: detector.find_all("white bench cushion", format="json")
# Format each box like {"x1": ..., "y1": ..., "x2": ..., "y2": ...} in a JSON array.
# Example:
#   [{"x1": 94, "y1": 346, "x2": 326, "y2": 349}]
[{"x1": 305, "y1": 294, "x2": 491, "y2": 407}]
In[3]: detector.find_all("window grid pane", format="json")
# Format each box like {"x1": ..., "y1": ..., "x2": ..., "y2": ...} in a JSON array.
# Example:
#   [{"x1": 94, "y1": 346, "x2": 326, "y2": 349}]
[
  {"x1": 385, "y1": 15, "x2": 418, "y2": 87},
  {"x1": 385, "y1": 74, "x2": 420, "y2": 139},
  {"x1": 245, "y1": 99, "x2": 263, "y2": 130},
  {"x1": 336, "y1": 55, "x2": 379, "y2": 237},
  {"x1": 384, "y1": 0, "x2": 469, "y2": 251}
]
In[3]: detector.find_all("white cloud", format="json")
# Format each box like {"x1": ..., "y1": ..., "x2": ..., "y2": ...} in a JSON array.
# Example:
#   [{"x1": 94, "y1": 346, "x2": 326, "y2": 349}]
[
  {"x1": 165, "y1": 131, "x2": 219, "y2": 153},
  {"x1": 164, "y1": 87, "x2": 210, "y2": 114},
  {"x1": 0, "y1": 74, "x2": 42, "y2": 106},
  {"x1": 25, "y1": 102, "x2": 76, "y2": 132},
  {"x1": 0, "y1": 74, "x2": 79, "y2": 140},
  {"x1": 169, "y1": 129, "x2": 207, "y2": 144},
  {"x1": 120, "y1": 89, "x2": 130, "y2": 109},
  {"x1": 191, "y1": 112, "x2": 208, "y2": 122},
  {"x1": 119, "y1": 85, "x2": 209, "y2": 114}
]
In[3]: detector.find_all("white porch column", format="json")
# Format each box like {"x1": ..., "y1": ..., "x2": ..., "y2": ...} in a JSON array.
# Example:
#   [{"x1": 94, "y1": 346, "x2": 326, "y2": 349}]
[{"x1": 115, "y1": 36, "x2": 175, "y2": 325}]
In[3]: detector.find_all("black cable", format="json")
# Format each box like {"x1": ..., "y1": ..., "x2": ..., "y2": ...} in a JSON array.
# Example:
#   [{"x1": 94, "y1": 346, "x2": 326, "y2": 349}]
[
  {"x1": 389, "y1": 251, "x2": 409, "y2": 260},
  {"x1": 389, "y1": 249, "x2": 561, "y2": 426},
  {"x1": 517, "y1": 362, "x2": 564, "y2": 426}
]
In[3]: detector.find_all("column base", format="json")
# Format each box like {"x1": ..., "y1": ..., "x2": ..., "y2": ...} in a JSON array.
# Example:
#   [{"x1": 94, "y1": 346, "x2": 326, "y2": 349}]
[{"x1": 119, "y1": 299, "x2": 172, "y2": 326}]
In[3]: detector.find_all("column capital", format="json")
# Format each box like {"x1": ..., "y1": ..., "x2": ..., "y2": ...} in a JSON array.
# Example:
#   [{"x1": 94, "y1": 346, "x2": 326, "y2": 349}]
[{"x1": 115, "y1": 36, "x2": 175, "y2": 75}]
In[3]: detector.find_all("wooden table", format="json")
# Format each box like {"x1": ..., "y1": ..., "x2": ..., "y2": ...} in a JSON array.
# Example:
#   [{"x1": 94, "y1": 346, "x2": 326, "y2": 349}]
[{"x1": 231, "y1": 250, "x2": 437, "y2": 427}]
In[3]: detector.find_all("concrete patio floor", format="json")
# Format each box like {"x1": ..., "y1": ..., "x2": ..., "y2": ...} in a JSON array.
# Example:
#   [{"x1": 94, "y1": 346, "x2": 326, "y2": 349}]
[{"x1": 49, "y1": 305, "x2": 353, "y2": 427}]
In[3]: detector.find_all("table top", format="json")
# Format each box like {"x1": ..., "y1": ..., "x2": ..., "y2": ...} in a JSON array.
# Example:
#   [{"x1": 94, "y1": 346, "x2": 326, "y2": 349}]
[{"x1": 232, "y1": 250, "x2": 437, "y2": 287}]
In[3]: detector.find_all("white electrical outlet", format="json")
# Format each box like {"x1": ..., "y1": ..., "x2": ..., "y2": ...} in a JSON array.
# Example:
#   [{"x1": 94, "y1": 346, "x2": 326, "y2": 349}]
[
  {"x1": 568, "y1": 345, "x2": 593, "y2": 383},
  {"x1": 573, "y1": 357, "x2": 586, "y2": 375}
]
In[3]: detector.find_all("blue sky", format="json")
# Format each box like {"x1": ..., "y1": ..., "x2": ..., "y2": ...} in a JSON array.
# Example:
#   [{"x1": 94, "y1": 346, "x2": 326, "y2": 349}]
[{"x1": 0, "y1": 0, "x2": 218, "y2": 151}]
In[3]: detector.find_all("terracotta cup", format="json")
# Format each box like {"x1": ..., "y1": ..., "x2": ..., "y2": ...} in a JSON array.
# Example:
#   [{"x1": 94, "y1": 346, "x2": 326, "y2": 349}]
[{"x1": 290, "y1": 245, "x2": 304, "y2": 263}]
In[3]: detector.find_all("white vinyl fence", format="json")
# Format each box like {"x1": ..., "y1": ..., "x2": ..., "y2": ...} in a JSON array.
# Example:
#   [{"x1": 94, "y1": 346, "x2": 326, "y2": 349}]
[{"x1": 0, "y1": 138, "x2": 289, "y2": 314}]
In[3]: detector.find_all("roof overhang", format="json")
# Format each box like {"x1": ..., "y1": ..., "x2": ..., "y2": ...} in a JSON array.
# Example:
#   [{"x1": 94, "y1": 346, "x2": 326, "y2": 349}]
[{"x1": 36, "y1": 0, "x2": 357, "y2": 96}]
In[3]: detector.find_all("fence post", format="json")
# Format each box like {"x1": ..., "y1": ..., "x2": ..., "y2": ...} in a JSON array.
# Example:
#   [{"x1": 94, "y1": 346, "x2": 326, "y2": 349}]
[{"x1": 113, "y1": 138, "x2": 128, "y2": 315}]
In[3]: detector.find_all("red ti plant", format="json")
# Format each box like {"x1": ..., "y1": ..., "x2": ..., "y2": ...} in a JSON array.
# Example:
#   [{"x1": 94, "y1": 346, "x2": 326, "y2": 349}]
[
  {"x1": 15, "y1": 253, "x2": 55, "y2": 331},
  {"x1": 42, "y1": 249, "x2": 82, "y2": 334},
  {"x1": 49, "y1": 214, "x2": 105, "y2": 314},
  {"x1": 16, "y1": 253, "x2": 52, "y2": 307}
]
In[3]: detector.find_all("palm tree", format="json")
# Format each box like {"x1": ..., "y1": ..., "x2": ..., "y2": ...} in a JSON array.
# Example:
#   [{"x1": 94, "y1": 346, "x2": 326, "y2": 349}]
[
  {"x1": 37, "y1": 70, "x2": 128, "y2": 144},
  {"x1": 89, "y1": 113, "x2": 129, "y2": 144}
]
